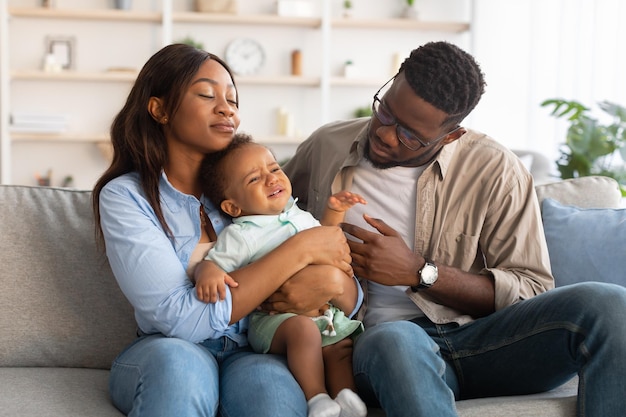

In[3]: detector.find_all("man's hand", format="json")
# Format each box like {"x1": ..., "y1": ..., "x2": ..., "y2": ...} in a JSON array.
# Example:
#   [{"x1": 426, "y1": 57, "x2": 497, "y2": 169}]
[{"x1": 341, "y1": 214, "x2": 422, "y2": 286}]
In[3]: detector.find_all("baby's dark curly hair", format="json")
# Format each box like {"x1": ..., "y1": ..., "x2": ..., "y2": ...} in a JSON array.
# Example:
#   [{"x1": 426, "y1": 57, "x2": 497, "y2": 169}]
[
  {"x1": 398, "y1": 41, "x2": 486, "y2": 128},
  {"x1": 200, "y1": 132, "x2": 253, "y2": 211}
]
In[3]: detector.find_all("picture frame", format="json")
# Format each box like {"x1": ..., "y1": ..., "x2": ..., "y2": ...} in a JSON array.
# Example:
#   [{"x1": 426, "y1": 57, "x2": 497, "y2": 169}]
[{"x1": 45, "y1": 36, "x2": 75, "y2": 70}]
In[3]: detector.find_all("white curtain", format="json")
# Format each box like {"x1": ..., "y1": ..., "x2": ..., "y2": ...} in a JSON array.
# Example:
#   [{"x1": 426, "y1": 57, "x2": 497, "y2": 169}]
[{"x1": 469, "y1": 0, "x2": 626, "y2": 161}]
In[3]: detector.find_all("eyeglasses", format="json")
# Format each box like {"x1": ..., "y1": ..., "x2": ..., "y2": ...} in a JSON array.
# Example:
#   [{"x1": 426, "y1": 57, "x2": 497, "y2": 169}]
[{"x1": 372, "y1": 76, "x2": 461, "y2": 151}]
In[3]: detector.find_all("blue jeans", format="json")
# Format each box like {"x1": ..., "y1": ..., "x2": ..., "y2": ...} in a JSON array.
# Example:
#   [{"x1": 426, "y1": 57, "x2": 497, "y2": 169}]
[
  {"x1": 109, "y1": 334, "x2": 307, "y2": 417},
  {"x1": 353, "y1": 282, "x2": 626, "y2": 417}
]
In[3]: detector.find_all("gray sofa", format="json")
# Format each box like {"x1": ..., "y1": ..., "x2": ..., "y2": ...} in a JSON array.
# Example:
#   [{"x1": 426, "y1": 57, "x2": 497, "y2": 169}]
[{"x1": 0, "y1": 176, "x2": 623, "y2": 417}]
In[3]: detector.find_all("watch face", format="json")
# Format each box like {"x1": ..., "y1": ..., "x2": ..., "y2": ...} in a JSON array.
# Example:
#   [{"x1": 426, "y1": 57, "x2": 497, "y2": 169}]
[
  {"x1": 225, "y1": 38, "x2": 265, "y2": 76},
  {"x1": 421, "y1": 264, "x2": 438, "y2": 285}
]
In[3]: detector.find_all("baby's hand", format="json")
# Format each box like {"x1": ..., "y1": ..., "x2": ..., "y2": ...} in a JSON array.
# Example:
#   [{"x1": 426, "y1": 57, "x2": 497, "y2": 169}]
[
  {"x1": 195, "y1": 261, "x2": 239, "y2": 303},
  {"x1": 328, "y1": 191, "x2": 367, "y2": 212}
]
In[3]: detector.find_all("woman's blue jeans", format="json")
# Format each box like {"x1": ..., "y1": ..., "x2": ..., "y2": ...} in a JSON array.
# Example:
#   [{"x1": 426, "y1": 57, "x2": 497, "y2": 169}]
[
  {"x1": 109, "y1": 334, "x2": 306, "y2": 417},
  {"x1": 352, "y1": 282, "x2": 626, "y2": 417}
]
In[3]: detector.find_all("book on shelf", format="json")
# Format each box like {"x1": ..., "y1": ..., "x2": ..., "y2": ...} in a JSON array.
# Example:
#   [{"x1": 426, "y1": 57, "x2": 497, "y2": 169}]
[{"x1": 10, "y1": 113, "x2": 69, "y2": 133}]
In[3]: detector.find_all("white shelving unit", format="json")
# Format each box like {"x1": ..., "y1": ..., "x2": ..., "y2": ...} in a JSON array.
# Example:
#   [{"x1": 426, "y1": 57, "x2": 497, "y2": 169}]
[{"x1": 0, "y1": 0, "x2": 471, "y2": 187}]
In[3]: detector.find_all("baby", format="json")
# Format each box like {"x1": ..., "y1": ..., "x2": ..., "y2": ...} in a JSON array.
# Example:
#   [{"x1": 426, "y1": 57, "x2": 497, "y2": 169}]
[{"x1": 196, "y1": 133, "x2": 367, "y2": 417}]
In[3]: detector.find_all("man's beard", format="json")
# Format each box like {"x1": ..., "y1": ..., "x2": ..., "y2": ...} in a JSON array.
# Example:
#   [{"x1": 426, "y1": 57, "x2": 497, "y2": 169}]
[
  {"x1": 364, "y1": 136, "x2": 396, "y2": 169},
  {"x1": 364, "y1": 135, "x2": 425, "y2": 169},
  {"x1": 363, "y1": 131, "x2": 441, "y2": 169}
]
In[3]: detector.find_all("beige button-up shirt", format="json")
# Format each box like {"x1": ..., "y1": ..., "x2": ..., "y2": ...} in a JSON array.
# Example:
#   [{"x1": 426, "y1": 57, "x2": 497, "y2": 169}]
[{"x1": 284, "y1": 118, "x2": 554, "y2": 325}]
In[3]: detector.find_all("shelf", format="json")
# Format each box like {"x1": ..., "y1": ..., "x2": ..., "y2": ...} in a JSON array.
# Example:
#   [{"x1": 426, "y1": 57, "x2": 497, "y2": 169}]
[
  {"x1": 10, "y1": 132, "x2": 303, "y2": 145},
  {"x1": 7, "y1": 7, "x2": 468, "y2": 33},
  {"x1": 236, "y1": 75, "x2": 320, "y2": 86},
  {"x1": 11, "y1": 70, "x2": 138, "y2": 82},
  {"x1": 330, "y1": 77, "x2": 387, "y2": 87},
  {"x1": 11, "y1": 133, "x2": 109, "y2": 143},
  {"x1": 11, "y1": 134, "x2": 115, "y2": 161},
  {"x1": 173, "y1": 12, "x2": 321, "y2": 28},
  {"x1": 257, "y1": 135, "x2": 306, "y2": 144},
  {"x1": 10, "y1": 70, "x2": 321, "y2": 86},
  {"x1": 8, "y1": 7, "x2": 161, "y2": 22},
  {"x1": 332, "y1": 18, "x2": 470, "y2": 33}
]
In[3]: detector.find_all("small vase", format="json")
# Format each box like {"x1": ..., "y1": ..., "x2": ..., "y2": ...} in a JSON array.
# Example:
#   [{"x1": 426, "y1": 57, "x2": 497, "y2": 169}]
[
  {"x1": 403, "y1": 5, "x2": 418, "y2": 19},
  {"x1": 114, "y1": 0, "x2": 132, "y2": 10}
]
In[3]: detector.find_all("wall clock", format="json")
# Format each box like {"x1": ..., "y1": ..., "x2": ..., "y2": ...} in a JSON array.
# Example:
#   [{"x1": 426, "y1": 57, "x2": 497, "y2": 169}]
[{"x1": 225, "y1": 38, "x2": 265, "y2": 76}]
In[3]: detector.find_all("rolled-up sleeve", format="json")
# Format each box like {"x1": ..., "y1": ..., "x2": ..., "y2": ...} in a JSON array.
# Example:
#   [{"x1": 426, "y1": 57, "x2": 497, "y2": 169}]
[{"x1": 100, "y1": 182, "x2": 241, "y2": 343}]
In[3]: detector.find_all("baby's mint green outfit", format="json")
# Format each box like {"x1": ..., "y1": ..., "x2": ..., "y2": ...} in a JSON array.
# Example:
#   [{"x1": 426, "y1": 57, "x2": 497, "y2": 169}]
[
  {"x1": 249, "y1": 306, "x2": 363, "y2": 353},
  {"x1": 204, "y1": 199, "x2": 363, "y2": 352}
]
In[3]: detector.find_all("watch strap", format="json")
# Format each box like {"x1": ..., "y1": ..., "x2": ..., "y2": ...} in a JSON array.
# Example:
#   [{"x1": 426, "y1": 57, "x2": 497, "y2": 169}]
[{"x1": 410, "y1": 259, "x2": 436, "y2": 293}]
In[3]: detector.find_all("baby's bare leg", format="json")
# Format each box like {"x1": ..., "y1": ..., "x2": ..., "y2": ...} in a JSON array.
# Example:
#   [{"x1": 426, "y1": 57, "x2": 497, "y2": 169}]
[
  {"x1": 269, "y1": 315, "x2": 327, "y2": 400},
  {"x1": 322, "y1": 338, "x2": 356, "y2": 397},
  {"x1": 323, "y1": 338, "x2": 367, "y2": 417}
]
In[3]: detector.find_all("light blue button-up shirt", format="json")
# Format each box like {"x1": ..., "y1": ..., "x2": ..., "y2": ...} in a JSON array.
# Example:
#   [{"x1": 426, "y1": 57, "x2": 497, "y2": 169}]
[{"x1": 99, "y1": 172, "x2": 362, "y2": 345}]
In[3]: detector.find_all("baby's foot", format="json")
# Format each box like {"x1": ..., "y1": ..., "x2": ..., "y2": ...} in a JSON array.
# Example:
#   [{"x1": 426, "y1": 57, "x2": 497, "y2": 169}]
[
  {"x1": 335, "y1": 388, "x2": 367, "y2": 417},
  {"x1": 308, "y1": 393, "x2": 341, "y2": 417}
]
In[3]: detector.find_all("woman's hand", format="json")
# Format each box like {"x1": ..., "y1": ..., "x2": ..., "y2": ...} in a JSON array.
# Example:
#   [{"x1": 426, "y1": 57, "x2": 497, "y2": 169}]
[
  {"x1": 294, "y1": 225, "x2": 353, "y2": 276},
  {"x1": 261, "y1": 265, "x2": 351, "y2": 315}
]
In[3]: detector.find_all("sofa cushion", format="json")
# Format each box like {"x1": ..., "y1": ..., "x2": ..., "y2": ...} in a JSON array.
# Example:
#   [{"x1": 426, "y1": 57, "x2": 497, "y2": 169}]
[
  {"x1": 535, "y1": 176, "x2": 622, "y2": 209},
  {"x1": 0, "y1": 186, "x2": 136, "y2": 369},
  {"x1": 0, "y1": 368, "x2": 123, "y2": 417},
  {"x1": 542, "y1": 198, "x2": 626, "y2": 287}
]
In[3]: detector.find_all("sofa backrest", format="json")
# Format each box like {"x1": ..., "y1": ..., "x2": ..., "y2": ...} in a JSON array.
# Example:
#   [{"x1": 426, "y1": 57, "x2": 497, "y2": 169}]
[
  {"x1": 0, "y1": 177, "x2": 621, "y2": 369},
  {"x1": 0, "y1": 185, "x2": 136, "y2": 369}
]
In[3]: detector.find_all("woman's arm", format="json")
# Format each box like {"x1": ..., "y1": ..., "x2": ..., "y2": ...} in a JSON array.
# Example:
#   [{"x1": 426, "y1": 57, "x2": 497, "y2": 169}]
[
  {"x1": 100, "y1": 181, "x2": 237, "y2": 343},
  {"x1": 196, "y1": 225, "x2": 354, "y2": 324},
  {"x1": 264, "y1": 264, "x2": 360, "y2": 316}
]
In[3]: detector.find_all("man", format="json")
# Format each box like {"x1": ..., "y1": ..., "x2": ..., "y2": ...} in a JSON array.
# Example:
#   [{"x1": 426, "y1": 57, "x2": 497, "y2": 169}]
[{"x1": 283, "y1": 41, "x2": 626, "y2": 417}]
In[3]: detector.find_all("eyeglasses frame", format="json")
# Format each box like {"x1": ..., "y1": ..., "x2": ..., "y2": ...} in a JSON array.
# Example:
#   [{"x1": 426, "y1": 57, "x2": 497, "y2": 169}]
[{"x1": 371, "y1": 75, "x2": 461, "y2": 151}]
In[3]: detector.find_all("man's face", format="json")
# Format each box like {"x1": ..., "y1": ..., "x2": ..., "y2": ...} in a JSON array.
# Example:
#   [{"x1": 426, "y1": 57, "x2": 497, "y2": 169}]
[{"x1": 366, "y1": 73, "x2": 456, "y2": 169}]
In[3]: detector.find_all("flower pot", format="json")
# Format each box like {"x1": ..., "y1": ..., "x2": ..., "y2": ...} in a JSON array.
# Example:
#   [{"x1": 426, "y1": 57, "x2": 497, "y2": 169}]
[
  {"x1": 114, "y1": 0, "x2": 132, "y2": 10},
  {"x1": 195, "y1": 0, "x2": 238, "y2": 13},
  {"x1": 403, "y1": 5, "x2": 418, "y2": 19}
]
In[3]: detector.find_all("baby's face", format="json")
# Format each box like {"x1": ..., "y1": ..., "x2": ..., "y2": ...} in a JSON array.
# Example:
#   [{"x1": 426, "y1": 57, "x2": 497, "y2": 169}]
[{"x1": 223, "y1": 144, "x2": 292, "y2": 216}]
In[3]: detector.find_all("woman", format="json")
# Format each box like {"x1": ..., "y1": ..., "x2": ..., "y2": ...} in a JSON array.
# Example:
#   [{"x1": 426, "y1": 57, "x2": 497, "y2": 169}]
[{"x1": 92, "y1": 44, "x2": 360, "y2": 417}]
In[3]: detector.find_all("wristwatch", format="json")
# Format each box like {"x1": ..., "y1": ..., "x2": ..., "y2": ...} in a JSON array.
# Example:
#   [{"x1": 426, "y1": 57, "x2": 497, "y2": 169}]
[{"x1": 410, "y1": 260, "x2": 438, "y2": 292}]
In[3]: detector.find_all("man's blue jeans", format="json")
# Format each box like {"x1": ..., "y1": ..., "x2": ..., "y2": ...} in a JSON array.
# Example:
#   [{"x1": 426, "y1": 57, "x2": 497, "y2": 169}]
[
  {"x1": 109, "y1": 334, "x2": 307, "y2": 416},
  {"x1": 353, "y1": 282, "x2": 626, "y2": 417}
]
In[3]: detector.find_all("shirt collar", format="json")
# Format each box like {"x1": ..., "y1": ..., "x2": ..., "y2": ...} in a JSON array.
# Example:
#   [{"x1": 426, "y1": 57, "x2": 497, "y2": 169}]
[
  {"x1": 158, "y1": 170, "x2": 229, "y2": 234},
  {"x1": 433, "y1": 137, "x2": 459, "y2": 180},
  {"x1": 233, "y1": 198, "x2": 299, "y2": 227}
]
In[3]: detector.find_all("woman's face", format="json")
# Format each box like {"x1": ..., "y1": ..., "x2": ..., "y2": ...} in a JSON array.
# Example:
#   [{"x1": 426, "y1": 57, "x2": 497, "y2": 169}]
[{"x1": 165, "y1": 59, "x2": 240, "y2": 156}]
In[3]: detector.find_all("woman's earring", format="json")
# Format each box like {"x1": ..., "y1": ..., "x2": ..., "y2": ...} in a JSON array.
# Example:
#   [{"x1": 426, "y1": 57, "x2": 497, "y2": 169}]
[{"x1": 162, "y1": 117, "x2": 168, "y2": 124}]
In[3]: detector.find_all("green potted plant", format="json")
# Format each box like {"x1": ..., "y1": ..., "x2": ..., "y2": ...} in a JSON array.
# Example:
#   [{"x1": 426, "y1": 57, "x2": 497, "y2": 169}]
[
  {"x1": 177, "y1": 36, "x2": 204, "y2": 50},
  {"x1": 343, "y1": 0, "x2": 353, "y2": 18},
  {"x1": 403, "y1": 0, "x2": 418, "y2": 19},
  {"x1": 541, "y1": 98, "x2": 626, "y2": 196},
  {"x1": 354, "y1": 105, "x2": 372, "y2": 118}
]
